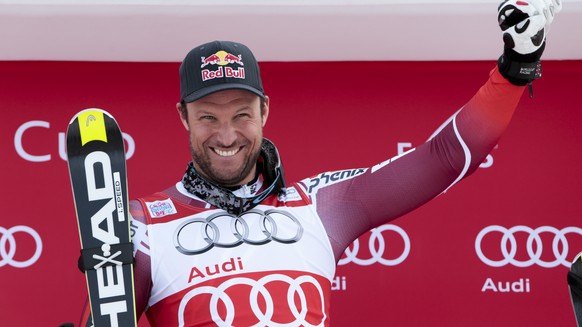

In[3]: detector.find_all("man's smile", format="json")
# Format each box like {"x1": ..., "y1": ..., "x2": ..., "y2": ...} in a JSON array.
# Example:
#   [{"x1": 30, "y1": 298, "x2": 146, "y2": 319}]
[{"x1": 211, "y1": 146, "x2": 242, "y2": 157}]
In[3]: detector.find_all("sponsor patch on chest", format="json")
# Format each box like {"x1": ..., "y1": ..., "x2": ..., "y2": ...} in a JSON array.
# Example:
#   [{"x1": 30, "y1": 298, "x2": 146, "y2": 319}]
[{"x1": 146, "y1": 198, "x2": 178, "y2": 218}]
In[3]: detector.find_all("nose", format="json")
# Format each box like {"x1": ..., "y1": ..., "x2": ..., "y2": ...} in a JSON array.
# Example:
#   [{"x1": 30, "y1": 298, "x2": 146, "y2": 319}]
[{"x1": 215, "y1": 121, "x2": 237, "y2": 147}]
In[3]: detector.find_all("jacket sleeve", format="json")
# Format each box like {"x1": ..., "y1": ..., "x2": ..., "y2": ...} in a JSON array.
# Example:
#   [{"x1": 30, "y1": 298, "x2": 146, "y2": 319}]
[{"x1": 310, "y1": 67, "x2": 526, "y2": 261}]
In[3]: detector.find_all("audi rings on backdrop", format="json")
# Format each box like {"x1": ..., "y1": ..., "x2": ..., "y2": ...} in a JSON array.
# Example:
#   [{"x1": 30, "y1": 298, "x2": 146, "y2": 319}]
[
  {"x1": 339, "y1": 224, "x2": 411, "y2": 266},
  {"x1": 475, "y1": 225, "x2": 582, "y2": 268},
  {"x1": 0, "y1": 225, "x2": 43, "y2": 268},
  {"x1": 174, "y1": 209, "x2": 304, "y2": 255}
]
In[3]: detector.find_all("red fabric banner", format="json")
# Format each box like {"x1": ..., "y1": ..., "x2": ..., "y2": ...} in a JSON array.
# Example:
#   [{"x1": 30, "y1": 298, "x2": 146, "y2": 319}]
[{"x1": 1, "y1": 60, "x2": 580, "y2": 326}]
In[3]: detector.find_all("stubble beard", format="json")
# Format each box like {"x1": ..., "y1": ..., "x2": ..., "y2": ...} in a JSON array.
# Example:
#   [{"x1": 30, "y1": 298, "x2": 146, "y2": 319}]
[{"x1": 189, "y1": 138, "x2": 261, "y2": 187}]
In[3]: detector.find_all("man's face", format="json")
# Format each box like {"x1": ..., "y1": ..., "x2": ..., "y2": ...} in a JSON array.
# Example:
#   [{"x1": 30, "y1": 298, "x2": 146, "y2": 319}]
[{"x1": 178, "y1": 89, "x2": 269, "y2": 187}]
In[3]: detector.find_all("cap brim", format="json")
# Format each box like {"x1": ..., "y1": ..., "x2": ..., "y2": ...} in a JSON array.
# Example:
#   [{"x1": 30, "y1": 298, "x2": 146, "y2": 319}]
[{"x1": 182, "y1": 84, "x2": 265, "y2": 103}]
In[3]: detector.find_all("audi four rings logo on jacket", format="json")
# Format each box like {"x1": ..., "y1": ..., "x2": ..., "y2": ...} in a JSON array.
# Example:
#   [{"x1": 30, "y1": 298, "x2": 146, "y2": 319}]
[{"x1": 136, "y1": 183, "x2": 335, "y2": 327}]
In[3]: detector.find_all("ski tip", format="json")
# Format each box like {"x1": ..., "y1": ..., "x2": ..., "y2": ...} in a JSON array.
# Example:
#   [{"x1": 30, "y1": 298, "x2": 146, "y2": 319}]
[
  {"x1": 68, "y1": 108, "x2": 113, "y2": 126},
  {"x1": 66, "y1": 108, "x2": 119, "y2": 147}
]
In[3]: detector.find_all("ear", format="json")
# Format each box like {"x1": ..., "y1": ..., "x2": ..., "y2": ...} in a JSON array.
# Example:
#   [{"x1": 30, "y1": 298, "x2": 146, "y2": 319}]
[
  {"x1": 176, "y1": 102, "x2": 190, "y2": 131},
  {"x1": 261, "y1": 96, "x2": 270, "y2": 127}
]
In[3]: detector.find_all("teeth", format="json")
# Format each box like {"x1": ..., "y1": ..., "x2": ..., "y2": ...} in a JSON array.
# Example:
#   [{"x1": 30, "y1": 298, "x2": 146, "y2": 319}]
[{"x1": 215, "y1": 148, "x2": 239, "y2": 157}]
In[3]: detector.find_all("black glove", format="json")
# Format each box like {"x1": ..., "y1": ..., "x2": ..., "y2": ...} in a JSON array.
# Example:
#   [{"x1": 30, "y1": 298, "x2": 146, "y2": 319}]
[{"x1": 497, "y1": 0, "x2": 562, "y2": 86}]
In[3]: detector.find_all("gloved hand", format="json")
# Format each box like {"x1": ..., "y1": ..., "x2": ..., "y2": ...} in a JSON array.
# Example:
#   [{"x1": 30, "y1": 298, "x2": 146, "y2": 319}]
[{"x1": 497, "y1": 0, "x2": 562, "y2": 86}]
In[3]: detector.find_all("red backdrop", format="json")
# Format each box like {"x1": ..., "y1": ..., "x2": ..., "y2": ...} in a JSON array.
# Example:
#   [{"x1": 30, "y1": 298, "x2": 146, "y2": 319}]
[{"x1": 1, "y1": 60, "x2": 581, "y2": 326}]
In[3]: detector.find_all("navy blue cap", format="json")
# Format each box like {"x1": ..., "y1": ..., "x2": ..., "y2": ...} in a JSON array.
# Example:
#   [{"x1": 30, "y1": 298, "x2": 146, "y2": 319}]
[{"x1": 180, "y1": 40, "x2": 265, "y2": 103}]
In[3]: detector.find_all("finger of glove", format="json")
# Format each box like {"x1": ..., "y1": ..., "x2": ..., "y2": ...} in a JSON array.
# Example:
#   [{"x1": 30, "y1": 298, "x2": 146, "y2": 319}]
[
  {"x1": 552, "y1": 0, "x2": 563, "y2": 14},
  {"x1": 530, "y1": 0, "x2": 560, "y2": 28},
  {"x1": 545, "y1": 0, "x2": 562, "y2": 32},
  {"x1": 504, "y1": 14, "x2": 546, "y2": 54},
  {"x1": 498, "y1": 0, "x2": 536, "y2": 31},
  {"x1": 542, "y1": 0, "x2": 563, "y2": 21}
]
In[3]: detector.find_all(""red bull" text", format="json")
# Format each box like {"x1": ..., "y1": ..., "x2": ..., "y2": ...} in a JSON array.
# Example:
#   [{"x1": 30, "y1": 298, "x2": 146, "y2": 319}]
[{"x1": 201, "y1": 66, "x2": 245, "y2": 81}]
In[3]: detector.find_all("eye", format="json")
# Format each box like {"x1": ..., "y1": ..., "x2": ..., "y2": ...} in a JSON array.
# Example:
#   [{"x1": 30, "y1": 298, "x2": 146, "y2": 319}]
[
  {"x1": 199, "y1": 115, "x2": 216, "y2": 121},
  {"x1": 235, "y1": 108, "x2": 254, "y2": 119},
  {"x1": 235, "y1": 112, "x2": 251, "y2": 119}
]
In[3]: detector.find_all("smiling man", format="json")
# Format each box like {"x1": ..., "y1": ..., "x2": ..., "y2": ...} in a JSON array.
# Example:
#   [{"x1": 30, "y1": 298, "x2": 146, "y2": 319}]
[
  {"x1": 75, "y1": 1, "x2": 563, "y2": 326},
  {"x1": 178, "y1": 89, "x2": 268, "y2": 187}
]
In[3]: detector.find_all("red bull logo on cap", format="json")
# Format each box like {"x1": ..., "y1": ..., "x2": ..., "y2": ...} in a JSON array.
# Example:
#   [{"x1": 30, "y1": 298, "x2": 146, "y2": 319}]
[
  {"x1": 200, "y1": 50, "x2": 245, "y2": 82},
  {"x1": 201, "y1": 51, "x2": 244, "y2": 68}
]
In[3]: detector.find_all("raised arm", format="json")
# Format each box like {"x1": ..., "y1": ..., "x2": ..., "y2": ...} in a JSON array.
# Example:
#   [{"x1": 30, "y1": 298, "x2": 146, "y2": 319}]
[{"x1": 305, "y1": 0, "x2": 562, "y2": 261}]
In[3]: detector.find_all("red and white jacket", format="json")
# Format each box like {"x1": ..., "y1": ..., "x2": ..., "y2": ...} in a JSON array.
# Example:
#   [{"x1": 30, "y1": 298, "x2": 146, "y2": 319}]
[{"x1": 80, "y1": 67, "x2": 526, "y2": 327}]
